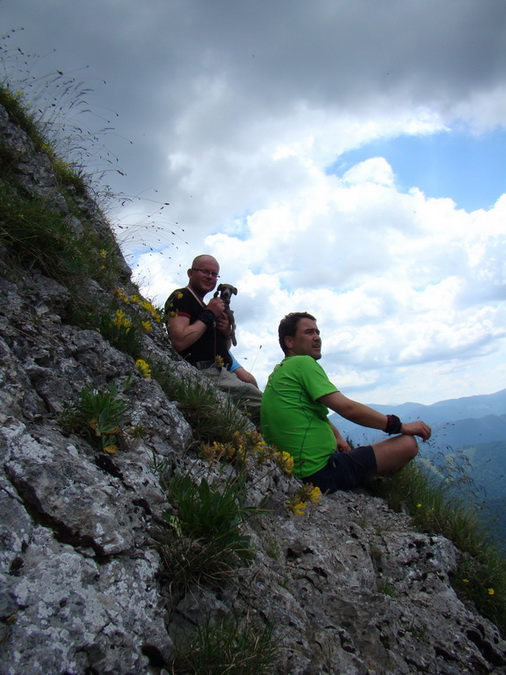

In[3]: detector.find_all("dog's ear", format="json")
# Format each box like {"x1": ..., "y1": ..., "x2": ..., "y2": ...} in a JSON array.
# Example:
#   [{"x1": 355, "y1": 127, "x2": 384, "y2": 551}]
[
  {"x1": 232, "y1": 286, "x2": 237, "y2": 295},
  {"x1": 216, "y1": 283, "x2": 224, "y2": 293}
]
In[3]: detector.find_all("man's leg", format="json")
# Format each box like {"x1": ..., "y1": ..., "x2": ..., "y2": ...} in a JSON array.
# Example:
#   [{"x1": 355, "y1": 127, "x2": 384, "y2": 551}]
[{"x1": 371, "y1": 435, "x2": 418, "y2": 475}]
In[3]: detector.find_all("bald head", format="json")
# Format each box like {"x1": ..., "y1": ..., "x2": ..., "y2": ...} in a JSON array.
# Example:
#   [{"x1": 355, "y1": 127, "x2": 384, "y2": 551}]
[
  {"x1": 191, "y1": 254, "x2": 219, "y2": 270},
  {"x1": 187, "y1": 254, "x2": 220, "y2": 297}
]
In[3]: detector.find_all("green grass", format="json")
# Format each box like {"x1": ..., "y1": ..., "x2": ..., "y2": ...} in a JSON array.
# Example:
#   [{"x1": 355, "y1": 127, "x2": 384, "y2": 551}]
[
  {"x1": 0, "y1": 180, "x2": 125, "y2": 291},
  {"x1": 0, "y1": 86, "x2": 47, "y2": 151},
  {"x1": 151, "y1": 361, "x2": 251, "y2": 444},
  {"x1": 171, "y1": 613, "x2": 279, "y2": 674},
  {"x1": 0, "y1": 85, "x2": 90, "y2": 195}
]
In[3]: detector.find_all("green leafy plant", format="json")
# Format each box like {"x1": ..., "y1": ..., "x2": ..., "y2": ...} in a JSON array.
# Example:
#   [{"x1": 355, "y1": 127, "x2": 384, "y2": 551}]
[
  {"x1": 171, "y1": 613, "x2": 279, "y2": 674},
  {"x1": 156, "y1": 470, "x2": 258, "y2": 588},
  {"x1": 60, "y1": 382, "x2": 130, "y2": 453}
]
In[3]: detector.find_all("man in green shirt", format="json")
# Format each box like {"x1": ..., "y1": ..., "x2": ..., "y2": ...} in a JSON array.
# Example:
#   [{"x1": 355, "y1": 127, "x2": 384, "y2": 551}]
[{"x1": 260, "y1": 312, "x2": 431, "y2": 493}]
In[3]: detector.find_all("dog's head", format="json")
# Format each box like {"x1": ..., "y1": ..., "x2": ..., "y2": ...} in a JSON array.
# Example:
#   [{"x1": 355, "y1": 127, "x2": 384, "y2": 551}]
[{"x1": 215, "y1": 283, "x2": 237, "y2": 303}]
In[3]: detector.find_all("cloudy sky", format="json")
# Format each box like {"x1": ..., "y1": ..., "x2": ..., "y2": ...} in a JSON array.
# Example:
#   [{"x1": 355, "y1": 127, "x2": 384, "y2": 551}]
[{"x1": 3, "y1": 0, "x2": 506, "y2": 405}]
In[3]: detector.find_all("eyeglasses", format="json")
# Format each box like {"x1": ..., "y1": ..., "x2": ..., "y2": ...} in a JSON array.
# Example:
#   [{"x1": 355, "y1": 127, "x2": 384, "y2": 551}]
[{"x1": 192, "y1": 268, "x2": 220, "y2": 279}]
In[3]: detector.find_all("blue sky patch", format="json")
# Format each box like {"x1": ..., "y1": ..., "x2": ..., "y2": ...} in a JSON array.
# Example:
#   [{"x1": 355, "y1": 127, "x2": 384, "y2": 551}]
[{"x1": 328, "y1": 130, "x2": 506, "y2": 212}]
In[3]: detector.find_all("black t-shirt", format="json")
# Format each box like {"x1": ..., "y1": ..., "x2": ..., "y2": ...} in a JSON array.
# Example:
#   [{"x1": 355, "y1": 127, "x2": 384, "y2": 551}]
[{"x1": 165, "y1": 287, "x2": 231, "y2": 366}]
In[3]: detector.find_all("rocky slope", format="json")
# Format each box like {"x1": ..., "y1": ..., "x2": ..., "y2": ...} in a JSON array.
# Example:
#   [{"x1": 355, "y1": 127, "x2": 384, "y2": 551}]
[{"x1": 1, "y1": 98, "x2": 506, "y2": 674}]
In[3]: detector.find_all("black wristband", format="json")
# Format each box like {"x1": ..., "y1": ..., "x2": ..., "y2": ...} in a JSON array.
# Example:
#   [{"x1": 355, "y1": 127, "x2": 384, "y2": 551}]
[
  {"x1": 198, "y1": 310, "x2": 215, "y2": 327},
  {"x1": 385, "y1": 414, "x2": 402, "y2": 435}
]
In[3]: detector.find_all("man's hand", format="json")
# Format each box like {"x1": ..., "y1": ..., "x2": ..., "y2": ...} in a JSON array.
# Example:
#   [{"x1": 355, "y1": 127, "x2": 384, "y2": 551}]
[
  {"x1": 400, "y1": 421, "x2": 432, "y2": 441},
  {"x1": 215, "y1": 316, "x2": 231, "y2": 335},
  {"x1": 336, "y1": 436, "x2": 352, "y2": 453},
  {"x1": 206, "y1": 297, "x2": 225, "y2": 317},
  {"x1": 330, "y1": 420, "x2": 351, "y2": 453}
]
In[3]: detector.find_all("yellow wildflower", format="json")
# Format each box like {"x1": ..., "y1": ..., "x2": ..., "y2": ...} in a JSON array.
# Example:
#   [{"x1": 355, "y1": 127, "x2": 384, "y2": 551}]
[
  {"x1": 291, "y1": 501, "x2": 307, "y2": 516},
  {"x1": 99, "y1": 249, "x2": 107, "y2": 258},
  {"x1": 416, "y1": 503, "x2": 422, "y2": 508},
  {"x1": 113, "y1": 287, "x2": 131, "y2": 304},
  {"x1": 488, "y1": 588, "x2": 495, "y2": 596},
  {"x1": 129, "y1": 295, "x2": 161, "y2": 321},
  {"x1": 142, "y1": 321, "x2": 153, "y2": 333},
  {"x1": 113, "y1": 309, "x2": 126, "y2": 325},
  {"x1": 307, "y1": 486, "x2": 322, "y2": 504},
  {"x1": 135, "y1": 359, "x2": 151, "y2": 378},
  {"x1": 113, "y1": 309, "x2": 131, "y2": 331},
  {"x1": 278, "y1": 451, "x2": 294, "y2": 474}
]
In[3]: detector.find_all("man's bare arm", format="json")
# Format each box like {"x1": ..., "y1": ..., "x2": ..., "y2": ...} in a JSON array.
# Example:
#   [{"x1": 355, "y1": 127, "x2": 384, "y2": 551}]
[
  {"x1": 167, "y1": 296, "x2": 228, "y2": 352},
  {"x1": 319, "y1": 391, "x2": 431, "y2": 441},
  {"x1": 167, "y1": 315, "x2": 206, "y2": 352}
]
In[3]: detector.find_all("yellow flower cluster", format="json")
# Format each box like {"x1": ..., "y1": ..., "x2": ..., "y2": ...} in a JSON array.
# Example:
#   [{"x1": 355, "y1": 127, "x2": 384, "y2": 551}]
[
  {"x1": 111, "y1": 288, "x2": 162, "y2": 333},
  {"x1": 200, "y1": 440, "x2": 237, "y2": 463},
  {"x1": 461, "y1": 580, "x2": 495, "y2": 597},
  {"x1": 113, "y1": 287, "x2": 131, "y2": 304},
  {"x1": 288, "y1": 483, "x2": 322, "y2": 516},
  {"x1": 113, "y1": 309, "x2": 131, "y2": 332},
  {"x1": 277, "y1": 451, "x2": 294, "y2": 475},
  {"x1": 135, "y1": 359, "x2": 151, "y2": 378},
  {"x1": 4, "y1": 90, "x2": 24, "y2": 104},
  {"x1": 199, "y1": 431, "x2": 290, "y2": 471},
  {"x1": 291, "y1": 502, "x2": 307, "y2": 516},
  {"x1": 130, "y1": 294, "x2": 162, "y2": 322}
]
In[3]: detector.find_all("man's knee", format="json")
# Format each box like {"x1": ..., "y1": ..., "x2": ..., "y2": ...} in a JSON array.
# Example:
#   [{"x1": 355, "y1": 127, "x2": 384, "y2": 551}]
[{"x1": 403, "y1": 435, "x2": 419, "y2": 460}]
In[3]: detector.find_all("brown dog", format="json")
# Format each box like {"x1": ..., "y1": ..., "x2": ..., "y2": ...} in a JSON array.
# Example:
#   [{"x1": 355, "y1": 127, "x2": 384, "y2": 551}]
[{"x1": 214, "y1": 283, "x2": 238, "y2": 346}]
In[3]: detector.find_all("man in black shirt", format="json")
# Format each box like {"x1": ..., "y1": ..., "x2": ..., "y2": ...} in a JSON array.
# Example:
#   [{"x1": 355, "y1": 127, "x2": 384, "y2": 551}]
[{"x1": 165, "y1": 254, "x2": 262, "y2": 423}]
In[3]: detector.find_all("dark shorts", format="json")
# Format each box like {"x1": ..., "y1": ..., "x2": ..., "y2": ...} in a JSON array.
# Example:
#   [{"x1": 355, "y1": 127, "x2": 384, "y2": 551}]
[{"x1": 301, "y1": 445, "x2": 377, "y2": 493}]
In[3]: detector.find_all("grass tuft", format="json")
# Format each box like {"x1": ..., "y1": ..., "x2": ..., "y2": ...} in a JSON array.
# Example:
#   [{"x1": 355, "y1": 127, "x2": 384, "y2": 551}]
[
  {"x1": 151, "y1": 361, "x2": 251, "y2": 443},
  {"x1": 171, "y1": 613, "x2": 279, "y2": 674}
]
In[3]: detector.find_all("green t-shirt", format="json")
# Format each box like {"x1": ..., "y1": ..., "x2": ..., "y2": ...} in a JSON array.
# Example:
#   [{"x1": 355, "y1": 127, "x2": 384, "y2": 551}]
[{"x1": 260, "y1": 355, "x2": 339, "y2": 478}]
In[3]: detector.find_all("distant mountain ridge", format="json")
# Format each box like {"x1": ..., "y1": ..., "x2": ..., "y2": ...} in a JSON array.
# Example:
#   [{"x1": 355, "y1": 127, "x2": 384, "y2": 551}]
[{"x1": 329, "y1": 388, "x2": 506, "y2": 448}]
